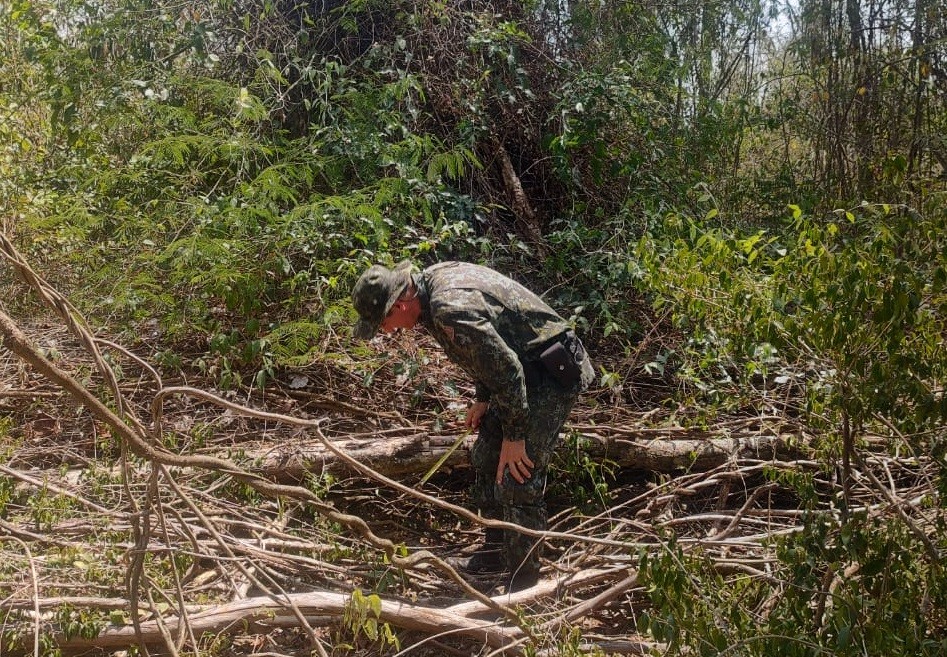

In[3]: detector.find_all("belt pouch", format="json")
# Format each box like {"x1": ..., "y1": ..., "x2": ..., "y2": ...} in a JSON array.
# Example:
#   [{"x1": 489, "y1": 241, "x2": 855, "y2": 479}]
[{"x1": 539, "y1": 339, "x2": 582, "y2": 387}]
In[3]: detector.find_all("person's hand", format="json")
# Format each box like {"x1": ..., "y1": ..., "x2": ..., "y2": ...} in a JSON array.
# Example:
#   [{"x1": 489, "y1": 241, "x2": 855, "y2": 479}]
[
  {"x1": 497, "y1": 439, "x2": 533, "y2": 485},
  {"x1": 465, "y1": 401, "x2": 489, "y2": 429}
]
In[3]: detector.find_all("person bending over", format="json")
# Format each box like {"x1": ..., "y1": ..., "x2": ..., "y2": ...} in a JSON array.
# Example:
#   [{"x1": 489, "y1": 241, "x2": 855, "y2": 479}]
[{"x1": 352, "y1": 260, "x2": 593, "y2": 590}]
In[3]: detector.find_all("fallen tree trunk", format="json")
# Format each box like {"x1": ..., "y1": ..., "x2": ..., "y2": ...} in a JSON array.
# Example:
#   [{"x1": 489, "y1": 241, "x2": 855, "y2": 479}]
[
  {"x1": 43, "y1": 590, "x2": 516, "y2": 652},
  {"x1": 24, "y1": 570, "x2": 656, "y2": 656},
  {"x1": 257, "y1": 428, "x2": 803, "y2": 482}
]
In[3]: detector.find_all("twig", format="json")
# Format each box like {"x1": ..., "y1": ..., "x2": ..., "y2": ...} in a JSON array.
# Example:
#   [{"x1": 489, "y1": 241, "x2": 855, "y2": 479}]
[
  {"x1": 540, "y1": 570, "x2": 639, "y2": 629},
  {"x1": 155, "y1": 487, "x2": 196, "y2": 653},
  {"x1": 0, "y1": 464, "x2": 123, "y2": 517},
  {"x1": 0, "y1": 536, "x2": 41, "y2": 657},
  {"x1": 0, "y1": 390, "x2": 59, "y2": 398},
  {"x1": 0, "y1": 232, "x2": 126, "y2": 419},
  {"x1": 852, "y1": 450, "x2": 939, "y2": 561},
  {"x1": 707, "y1": 483, "x2": 779, "y2": 541},
  {"x1": 48, "y1": 590, "x2": 523, "y2": 652},
  {"x1": 159, "y1": 465, "x2": 330, "y2": 657},
  {"x1": 151, "y1": 385, "x2": 531, "y2": 634}
]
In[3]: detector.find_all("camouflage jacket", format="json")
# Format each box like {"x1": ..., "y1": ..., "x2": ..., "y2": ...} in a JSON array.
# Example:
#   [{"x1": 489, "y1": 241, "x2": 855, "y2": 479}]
[{"x1": 414, "y1": 262, "x2": 572, "y2": 438}]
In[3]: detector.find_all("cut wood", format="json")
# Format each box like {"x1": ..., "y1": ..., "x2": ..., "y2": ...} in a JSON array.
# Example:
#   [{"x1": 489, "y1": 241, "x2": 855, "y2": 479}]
[
  {"x1": 45, "y1": 590, "x2": 521, "y2": 653},
  {"x1": 255, "y1": 429, "x2": 800, "y2": 481},
  {"x1": 25, "y1": 569, "x2": 656, "y2": 656}
]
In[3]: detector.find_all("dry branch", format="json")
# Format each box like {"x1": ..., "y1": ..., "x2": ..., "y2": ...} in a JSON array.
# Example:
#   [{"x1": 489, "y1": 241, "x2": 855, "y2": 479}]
[
  {"x1": 0, "y1": 232, "x2": 529, "y2": 652},
  {"x1": 490, "y1": 135, "x2": 546, "y2": 249},
  {"x1": 6, "y1": 231, "x2": 939, "y2": 656}
]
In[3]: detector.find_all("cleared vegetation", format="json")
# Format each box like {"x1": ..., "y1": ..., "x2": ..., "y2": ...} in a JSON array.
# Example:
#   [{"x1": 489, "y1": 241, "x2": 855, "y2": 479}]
[{"x1": 1, "y1": 0, "x2": 946, "y2": 655}]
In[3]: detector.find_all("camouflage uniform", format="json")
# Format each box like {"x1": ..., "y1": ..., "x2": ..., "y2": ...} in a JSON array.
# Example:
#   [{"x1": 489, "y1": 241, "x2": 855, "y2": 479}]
[{"x1": 412, "y1": 262, "x2": 594, "y2": 579}]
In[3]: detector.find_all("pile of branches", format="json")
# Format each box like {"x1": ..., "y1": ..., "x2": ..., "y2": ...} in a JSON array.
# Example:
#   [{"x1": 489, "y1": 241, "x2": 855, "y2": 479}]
[{"x1": 0, "y1": 232, "x2": 943, "y2": 656}]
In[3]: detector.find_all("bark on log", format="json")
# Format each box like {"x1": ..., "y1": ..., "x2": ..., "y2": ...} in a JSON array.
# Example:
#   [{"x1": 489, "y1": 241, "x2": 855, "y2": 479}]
[
  {"x1": 44, "y1": 590, "x2": 516, "y2": 652},
  {"x1": 24, "y1": 570, "x2": 657, "y2": 656},
  {"x1": 257, "y1": 429, "x2": 801, "y2": 482}
]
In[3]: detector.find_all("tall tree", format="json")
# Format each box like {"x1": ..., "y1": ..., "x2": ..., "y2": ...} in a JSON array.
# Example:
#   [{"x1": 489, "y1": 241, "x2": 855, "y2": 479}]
[{"x1": 791, "y1": 0, "x2": 947, "y2": 200}]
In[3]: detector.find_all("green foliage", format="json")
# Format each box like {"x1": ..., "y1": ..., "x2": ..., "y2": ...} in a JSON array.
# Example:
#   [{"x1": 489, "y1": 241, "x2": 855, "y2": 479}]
[
  {"x1": 771, "y1": 513, "x2": 947, "y2": 656},
  {"x1": 264, "y1": 320, "x2": 327, "y2": 367},
  {"x1": 639, "y1": 537, "x2": 746, "y2": 653},
  {"x1": 0, "y1": 474, "x2": 14, "y2": 517},
  {"x1": 550, "y1": 429, "x2": 616, "y2": 511},
  {"x1": 777, "y1": 203, "x2": 946, "y2": 432},
  {"x1": 339, "y1": 588, "x2": 400, "y2": 652},
  {"x1": 636, "y1": 199, "x2": 947, "y2": 434},
  {"x1": 27, "y1": 485, "x2": 75, "y2": 531},
  {"x1": 54, "y1": 603, "x2": 104, "y2": 642},
  {"x1": 549, "y1": 59, "x2": 679, "y2": 205},
  {"x1": 1, "y1": 1, "x2": 495, "y2": 386},
  {"x1": 305, "y1": 470, "x2": 337, "y2": 500},
  {"x1": 640, "y1": 515, "x2": 947, "y2": 656},
  {"x1": 633, "y1": 192, "x2": 947, "y2": 654},
  {"x1": 463, "y1": 15, "x2": 535, "y2": 117},
  {"x1": 543, "y1": 214, "x2": 647, "y2": 342},
  {"x1": 0, "y1": 415, "x2": 13, "y2": 453}
]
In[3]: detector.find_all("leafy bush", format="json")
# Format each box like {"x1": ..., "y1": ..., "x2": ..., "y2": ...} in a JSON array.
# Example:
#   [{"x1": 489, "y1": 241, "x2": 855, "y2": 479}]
[
  {"x1": 3, "y1": 1, "x2": 496, "y2": 386},
  {"x1": 634, "y1": 194, "x2": 947, "y2": 654},
  {"x1": 636, "y1": 198, "x2": 947, "y2": 433},
  {"x1": 641, "y1": 512, "x2": 947, "y2": 656}
]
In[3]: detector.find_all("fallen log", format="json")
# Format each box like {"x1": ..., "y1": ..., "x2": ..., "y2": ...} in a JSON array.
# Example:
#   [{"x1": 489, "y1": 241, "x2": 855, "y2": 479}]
[
  {"x1": 37, "y1": 590, "x2": 515, "y2": 653},
  {"x1": 14, "y1": 569, "x2": 658, "y2": 656},
  {"x1": 256, "y1": 428, "x2": 803, "y2": 482}
]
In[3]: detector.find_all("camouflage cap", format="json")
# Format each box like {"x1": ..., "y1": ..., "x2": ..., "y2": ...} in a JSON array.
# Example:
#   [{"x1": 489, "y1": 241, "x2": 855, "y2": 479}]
[{"x1": 351, "y1": 261, "x2": 414, "y2": 340}]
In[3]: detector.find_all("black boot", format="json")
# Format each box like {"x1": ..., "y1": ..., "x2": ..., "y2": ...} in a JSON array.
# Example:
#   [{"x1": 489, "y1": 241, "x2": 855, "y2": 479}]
[
  {"x1": 508, "y1": 560, "x2": 540, "y2": 591},
  {"x1": 507, "y1": 532, "x2": 543, "y2": 591},
  {"x1": 454, "y1": 528, "x2": 506, "y2": 574}
]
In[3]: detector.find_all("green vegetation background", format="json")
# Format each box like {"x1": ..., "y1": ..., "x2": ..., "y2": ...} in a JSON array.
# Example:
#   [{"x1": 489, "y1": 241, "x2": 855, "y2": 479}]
[{"x1": 1, "y1": 0, "x2": 945, "y2": 654}]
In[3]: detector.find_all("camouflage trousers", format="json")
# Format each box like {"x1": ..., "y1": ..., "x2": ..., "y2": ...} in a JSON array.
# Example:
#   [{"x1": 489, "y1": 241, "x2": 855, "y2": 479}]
[{"x1": 469, "y1": 367, "x2": 581, "y2": 576}]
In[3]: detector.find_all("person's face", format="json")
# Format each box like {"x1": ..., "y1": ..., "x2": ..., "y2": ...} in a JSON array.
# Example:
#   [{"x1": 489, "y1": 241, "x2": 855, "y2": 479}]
[{"x1": 380, "y1": 297, "x2": 420, "y2": 333}]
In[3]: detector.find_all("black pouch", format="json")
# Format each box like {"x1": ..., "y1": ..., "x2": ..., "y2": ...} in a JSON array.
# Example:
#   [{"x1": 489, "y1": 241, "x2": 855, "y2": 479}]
[{"x1": 539, "y1": 336, "x2": 582, "y2": 388}]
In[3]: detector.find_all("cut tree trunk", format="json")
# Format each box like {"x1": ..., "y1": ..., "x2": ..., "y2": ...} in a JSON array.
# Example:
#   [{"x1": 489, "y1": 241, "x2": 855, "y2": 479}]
[
  {"x1": 27, "y1": 570, "x2": 659, "y2": 656},
  {"x1": 257, "y1": 427, "x2": 801, "y2": 482},
  {"x1": 43, "y1": 590, "x2": 517, "y2": 652}
]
